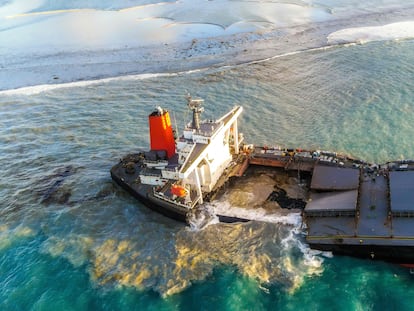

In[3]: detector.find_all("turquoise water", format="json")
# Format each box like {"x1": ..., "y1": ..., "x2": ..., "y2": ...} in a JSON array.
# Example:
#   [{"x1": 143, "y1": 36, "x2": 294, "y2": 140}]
[{"x1": 2, "y1": 39, "x2": 414, "y2": 310}]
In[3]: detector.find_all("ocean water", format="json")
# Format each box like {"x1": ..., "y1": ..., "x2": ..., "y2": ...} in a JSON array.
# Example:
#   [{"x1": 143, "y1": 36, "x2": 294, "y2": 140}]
[{"x1": 2, "y1": 38, "x2": 414, "y2": 310}]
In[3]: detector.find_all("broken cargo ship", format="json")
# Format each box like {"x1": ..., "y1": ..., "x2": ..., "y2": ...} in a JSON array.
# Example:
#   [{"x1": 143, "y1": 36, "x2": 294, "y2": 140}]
[{"x1": 111, "y1": 96, "x2": 414, "y2": 265}]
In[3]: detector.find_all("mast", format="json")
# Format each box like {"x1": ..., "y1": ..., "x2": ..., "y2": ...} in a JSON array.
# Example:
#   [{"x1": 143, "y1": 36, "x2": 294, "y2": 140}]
[{"x1": 186, "y1": 94, "x2": 204, "y2": 130}]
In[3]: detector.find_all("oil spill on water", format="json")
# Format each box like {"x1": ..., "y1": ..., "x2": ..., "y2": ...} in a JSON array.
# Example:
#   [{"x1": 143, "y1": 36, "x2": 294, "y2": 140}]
[
  {"x1": 34, "y1": 165, "x2": 323, "y2": 297},
  {"x1": 33, "y1": 165, "x2": 116, "y2": 206},
  {"x1": 36, "y1": 165, "x2": 78, "y2": 204}
]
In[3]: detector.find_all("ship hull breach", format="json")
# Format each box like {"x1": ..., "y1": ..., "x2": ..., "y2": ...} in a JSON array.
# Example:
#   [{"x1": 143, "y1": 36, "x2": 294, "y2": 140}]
[{"x1": 111, "y1": 95, "x2": 414, "y2": 266}]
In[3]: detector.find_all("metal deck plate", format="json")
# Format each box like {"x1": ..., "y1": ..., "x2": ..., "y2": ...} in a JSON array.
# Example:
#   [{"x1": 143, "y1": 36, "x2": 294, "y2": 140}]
[
  {"x1": 311, "y1": 164, "x2": 360, "y2": 190},
  {"x1": 390, "y1": 170, "x2": 414, "y2": 213},
  {"x1": 305, "y1": 190, "x2": 358, "y2": 216}
]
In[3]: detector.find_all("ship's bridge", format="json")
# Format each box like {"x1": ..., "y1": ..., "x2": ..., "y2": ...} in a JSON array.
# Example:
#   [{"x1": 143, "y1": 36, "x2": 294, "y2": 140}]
[
  {"x1": 177, "y1": 104, "x2": 243, "y2": 204},
  {"x1": 182, "y1": 120, "x2": 223, "y2": 143}
]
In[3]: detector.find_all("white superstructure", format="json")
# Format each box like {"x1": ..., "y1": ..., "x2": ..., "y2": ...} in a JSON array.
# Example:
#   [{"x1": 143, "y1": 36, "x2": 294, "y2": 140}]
[
  {"x1": 139, "y1": 96, "x2": 244, "y2": 209},
  {"x1": 178, "y1": 97, "x2": 243, "y2": 204}
]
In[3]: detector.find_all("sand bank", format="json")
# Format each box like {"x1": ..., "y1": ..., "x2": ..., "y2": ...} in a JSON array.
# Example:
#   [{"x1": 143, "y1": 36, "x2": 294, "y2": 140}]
[{"x1": 1, "y1": 1, "x2": 414, "y2": 92}]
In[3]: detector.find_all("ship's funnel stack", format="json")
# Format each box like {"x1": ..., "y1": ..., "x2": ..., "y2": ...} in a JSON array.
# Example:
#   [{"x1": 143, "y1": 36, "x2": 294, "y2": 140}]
[{"x1": 149, "y1": 107, "x2": 176, "y2": 158}]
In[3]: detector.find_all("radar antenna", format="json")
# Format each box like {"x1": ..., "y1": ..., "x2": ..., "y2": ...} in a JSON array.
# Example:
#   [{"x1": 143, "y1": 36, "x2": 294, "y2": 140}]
[{"x1": 186, "y1": 94, "x2": 204, "y2": 130}]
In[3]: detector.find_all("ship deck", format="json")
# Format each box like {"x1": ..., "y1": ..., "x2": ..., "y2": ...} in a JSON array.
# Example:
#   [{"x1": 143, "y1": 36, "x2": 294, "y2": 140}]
[
  {"x1": 249, "y1": 146, "x2": 360, "y2": 172},
  {"x1": 305, "y1": 167, "x2": 414, "y2": 250}
]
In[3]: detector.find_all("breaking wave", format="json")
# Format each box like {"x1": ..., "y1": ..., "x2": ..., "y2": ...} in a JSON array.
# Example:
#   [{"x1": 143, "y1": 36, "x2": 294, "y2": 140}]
[
  {"x1": 187, "y1": 203, "x2": 220, "y2": 231},
  {"x1": 214, "y1": 200, "x2": 302, "y2": 225},
  {"x1": 327, "y1": 21, "x2": 414, "y2": 45},
  {"x1": 0, "y1": 73, "x2": 179, "y2": 96}
]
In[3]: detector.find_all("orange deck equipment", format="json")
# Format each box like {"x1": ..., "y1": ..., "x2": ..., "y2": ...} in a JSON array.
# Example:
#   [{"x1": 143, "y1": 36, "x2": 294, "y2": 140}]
[
  {"x1": 149, "y1": 107, "x2": 176, "y2": 158},
  {"x1": 171, "y1": 184, "x2": 188, "y2": 197}
]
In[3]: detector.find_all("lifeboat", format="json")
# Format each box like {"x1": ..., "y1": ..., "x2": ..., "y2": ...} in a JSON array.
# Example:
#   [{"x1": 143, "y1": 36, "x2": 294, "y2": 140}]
[{"x1": 171, "y1": 184, "x2": 188, "y2": 197}]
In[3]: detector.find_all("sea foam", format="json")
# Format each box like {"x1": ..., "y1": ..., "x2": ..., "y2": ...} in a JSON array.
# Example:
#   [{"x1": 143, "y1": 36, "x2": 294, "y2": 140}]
[
  {"x1": 0, "y1": 72, "x2": 178, "y2": 96},
  {"x1": 328, "y1": 21, "x2": 414, "y2": 45}
]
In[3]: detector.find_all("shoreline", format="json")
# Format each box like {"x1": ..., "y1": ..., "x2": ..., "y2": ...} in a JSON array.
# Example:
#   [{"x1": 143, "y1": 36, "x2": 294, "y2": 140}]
[{"x1": 1, "y1": 5, "x2": 414, "y2": 93}]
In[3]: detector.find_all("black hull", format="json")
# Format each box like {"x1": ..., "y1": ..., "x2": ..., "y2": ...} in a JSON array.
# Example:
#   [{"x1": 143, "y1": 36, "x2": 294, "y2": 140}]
[
  {"x1": 309, "y1": 243, "x2": 414, "y2": 265},
  {"x1": 217, "y1": 215, "x2": 250, "y2": 223},
  {"x1": 111, "y1": 169, "x2": 187, "y2": 223},
  {"x1": 111, "y1": 166, "x2": 252, "y2": 224}
]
